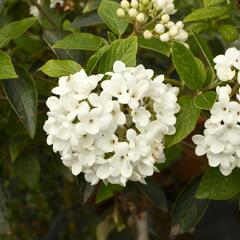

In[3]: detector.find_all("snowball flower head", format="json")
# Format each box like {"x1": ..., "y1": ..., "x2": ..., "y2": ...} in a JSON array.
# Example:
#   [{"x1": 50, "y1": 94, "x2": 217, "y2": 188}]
[
  {"x1": 44, "y1": 61, "x2": 180, "y2": 186},
  {"x1": 213, "y1": 47, "x2": 240, "y2": 83},
  {"x1": 192, "y1": 85, "x2": 240, "y2": 176}
]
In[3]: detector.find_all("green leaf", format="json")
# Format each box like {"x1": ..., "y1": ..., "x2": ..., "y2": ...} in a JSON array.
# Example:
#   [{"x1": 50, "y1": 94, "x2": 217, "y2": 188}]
[
  {"x1": 13, "y1": 152, "x2": 40, "y2": 189},
  {"x1": 171, "y1": 177, "x2": 209, "y2": 235},
  {"x1": 194, "y1": 91, "x2": 217, "y2": 110},
  {"x1": 98, "y1": 0, "x2": 128, "y2": 36},
  {"x1": 98, "y1": 37, "x2": 138, "y2": 73},
  {"x1": 83, "y1": 0, "x2": 100, "y2": 13},
  {"x1": 165, "y1": 96, "x2": 201, "y2": 148},
  {"x1": 71, "y1": 12, "x2": 103, "y2": 28},
  {"x1": 197, "y1": 168, "x2": 240, "y2": 200},
  {"x1": 172, "y1": 41, "x2": 205, "y2": 90},
  {"x1": 9, "y1": 135, "x2": 31, "y2": 161},
  {"x1": 184, "y1": 7, "x2": 228, "y2": 23},
  {"x1": 96, "y1": 184, "x2": 123, "y2": 204},
  {"x1": 39, "y1": 59, "x2": 81, "y2": 77},
  {"x1": 53, "y1": 33, "x2": 105, "y2": 50},
  {"x1": 2, "y1": 68, "x2": 38, "y2": 139},
  {"x1": 137, "y1": 179, "x2": 167, "y2": 211},
  {"x1": 86, "y1": 45, "x2": 109, "y2": 74},
  {"x1": 0, "y1": 51, "x2": 17, "y2": 80},
  {"x1": 185, "y1": 22, "x2": 209, "y2": 34},
  {"x1": 203, "y1": 0, "x2": 226, "y2": 7},
  {"x1": 0, "y1": 17, "x2": 36, "y2": 48},
  {"x1": 138, "y1": 36, "x2": 170, "y2": 57},
  {"x1": 219, "y1": 24, "x2": 239, "y2": 42}
]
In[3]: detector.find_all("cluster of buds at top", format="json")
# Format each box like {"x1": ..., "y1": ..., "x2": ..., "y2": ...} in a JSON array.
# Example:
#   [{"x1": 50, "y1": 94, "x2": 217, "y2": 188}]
[{"x1": 117, "y1": 0, "x2": 188, "y2": 43}]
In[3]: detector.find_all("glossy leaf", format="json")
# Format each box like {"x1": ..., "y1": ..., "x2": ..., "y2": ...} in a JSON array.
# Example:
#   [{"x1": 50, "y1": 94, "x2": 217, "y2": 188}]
[
  {"x1": 172, "y1": 41, "x2": 205, "y2": 90},
  {"x1": 138, "y1": 179, "x2": 167, "y2": 211},
  {"x1": 71, "y1": 12, "x2": 103, "y2": 28},
  {"x1": 194, "y1": 91, "x2": 217, "y2": 110},
  {"x1": 39, "y1": 59, "x2": 81, "y2": 77},
  {"x1": 98, "y1": 37, "x2": 138, "y2": 73},
  {"x1": 219, "y1": 24, "x2": 239, "y2": 42},
  {"x1": 171, "y1": 177, "x2": 209, "y2": 235},
  {"x1": 184, "y1": 7, "x2": 228, "y2": 23},
  {"x1": 138, "y1": 36, "x2": 170, "y2": 57},
  {"x1": 53, "y1": 32, "x2": 105, "y2": 50},
  {"x1": 96, "y1": 184, "x2": 122, "y2": 204},
  {"x1": 0, "y1": 51, "x2": 17, "y2": 80},
  {"x1": 86, "y1": 45, "x2": 109, "y2": 74},
  {"x1": 98, "y1": 0, "x2": 128, "y2": 36},
  {"x1": 165, "y1": 96, "x2": 201, "y2": 148},
  {"x1": 2, "y1": 68, "x2": 38, "y2": 138},
  {"x1": 196, "y1": 168, "x2": 240, "y2": 200},
  {"x1": 0, "y1": 17, "x2": 36, "y2": 48}
]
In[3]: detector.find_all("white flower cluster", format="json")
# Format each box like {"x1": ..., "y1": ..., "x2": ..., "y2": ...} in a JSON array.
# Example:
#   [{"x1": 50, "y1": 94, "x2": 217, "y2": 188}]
[
  {"x1": 29, "y1": 0, "x2": 65, "y2": 17},
  {"x1": 117, "y1": 0, "x2": 188, "y2": 43},
  {"x1": 192, "y1": 84, "x2": 240, "y2": 176},
  {"x1": 214, "y1": 47, "x2": 240, "y2": 83},
  {"x1": 44, "y1": 61, "x2": 180, "y2": 186}
]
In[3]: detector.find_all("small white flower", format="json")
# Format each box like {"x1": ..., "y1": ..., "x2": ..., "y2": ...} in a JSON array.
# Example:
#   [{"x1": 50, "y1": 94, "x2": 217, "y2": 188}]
[
  {"x1": 143, "y1": 30, "x2": 153, "y2": 39},
  {"x1": 117, "y1": 8, "x2": 125, "y2": 17}
]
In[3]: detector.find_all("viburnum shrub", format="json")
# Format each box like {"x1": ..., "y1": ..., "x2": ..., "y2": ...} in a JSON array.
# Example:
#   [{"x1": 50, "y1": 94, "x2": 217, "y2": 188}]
[{"x1": 1, "y1": 0, "x2": 240, "y2": 239}]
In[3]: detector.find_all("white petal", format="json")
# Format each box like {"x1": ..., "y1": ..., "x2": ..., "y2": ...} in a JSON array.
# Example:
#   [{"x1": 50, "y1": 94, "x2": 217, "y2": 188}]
[{"x1": 72, "y1": 161, "x2": 82, "y2": 175}]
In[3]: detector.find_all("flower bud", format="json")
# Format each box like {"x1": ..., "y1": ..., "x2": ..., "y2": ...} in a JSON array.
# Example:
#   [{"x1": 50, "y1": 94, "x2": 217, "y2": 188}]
[
  {"x1": 136, "y1": 12, "x2": 145, "y2": 22},
  {"x1": 143, "y1": 30, "x2": 152, "y2": 39},
  {"x1": 128, "y1": 8, "x2": 138, "y2": 18},
  {"x1": 142, "y1": 0, "x2": 149, "y2": 4},
  {"x1": 161, "y1": 14, "x2": 170, "y2": 24},
  {"x1": 175, "y1": 30, "x2": 188, "y2": 42},
  {"x1": 165, "y1": 21, "x2": 174, "y2": 29},
  {"x1": 116, "y1": 8, "x2": 125, "y2": 17},
  {"x1": 131, "y1": 0, "x2": 138, "y2": 8},
  {"x1": 169, "y1": 25, "x2": 178, "y2": 37},
  {"x1": 160, "y1": 32, "x2": 170, "y2": 42},
  {"x1": 121, "y1": 0, "x2": 130, "y2": 10},
  {"x1": 155, "y1": 23, "x2": 165, "y2": 34},
  {"x1": 176, "y1": 21, "x2": 184, "y2": 29}
]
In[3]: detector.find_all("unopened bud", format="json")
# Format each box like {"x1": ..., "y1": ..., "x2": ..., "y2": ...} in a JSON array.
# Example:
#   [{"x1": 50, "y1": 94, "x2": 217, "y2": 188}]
[
  {"x1": 161, "y1": 14, "x2": 170, "y2": 24},
  {"x1": 131, "y1": 0, "x2": 138, "y2": 9},
  {"x1": 160, "y1": 32, "x2": 170, "y2": 42},
  {"x1": 136, "y1": 13, "x2": 145, "y2": 22},
  {"x1": 121, "y1": 0, "x2": 130, "y2": 10},
  {"x1": 128, "y1": 8, "x2": 138, "y2": 18},
  {"x1": 143, "y1": 30, "x2": 152, "y2": 39},
  {"x1": 117, "y1": 8, "x2": 125, "y2": 17},
  {"x1": 155, "y1": 23, "x2": 165, "y2": 34},
  {"x1": 169, "y1": 25, "x2": 178, "y2": 37},
  {"x1": 176, "y1": 21, "x2": 184, "y2": 29}
]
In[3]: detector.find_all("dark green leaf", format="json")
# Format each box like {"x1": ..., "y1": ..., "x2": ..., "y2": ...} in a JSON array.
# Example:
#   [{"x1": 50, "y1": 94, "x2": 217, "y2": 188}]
[
  {"x1": 98, "y1": 0, "x2": 128, "y2": 36},
  {"x1": 184, "y1": 7, "x2": 228, "y2": 23},
  {"x1": 194, "y1": 91, "x2": 217, "y2": 110},
  {"x1": 0, "y1": 51, "x2": 17, "y2": 80},
  {"x1": 219, "y1": 24, "x2": 239, "y2": 42},
  {"x1": 171, "y1": 177, "x2": 209, "y2": 235},
  {"x1": 86, "y1": 45, "x2": 109, "y2": 74},
  {"x1": 9, "y1": 135, "x2": 31, "y2": 161},
  {"x1": 172, "y1": 41, "x2": 205, "y2": 90},
  {"x1": 96, "y1": 184, "x2": 123, "y2": 204},
  {"x1": 99, "y1": 37, "x2": 138, "y2": 73},
  {"x1": 138, "y1": 36, "x2": 170, "y2": 57},
  {"x1": 53, "y1": 32, "x2": 105, "y2": 50},
  {"x1": 0, "y1": 17, "x2": 36, "y2": 48},
  {"x1": 2, "y1": 68, "x2": 38, "y2": 138},
  {"x1": 39, "y1": 59, "x2": 81, "y2": 77},
  {"x1": 165, "y1": 96, "x2": 201, "y2": 148},
  {"x1": 83, "y1": 0, "x2": 100, "y2": 13},
  {"x1": 13, "y1": 152, "x2": 40, "y2": 189},
  {"x1": 71, "y1": 12, "x2": 103, "y2": 28},
  {"x1": 196, "y1": 168, "x2": 240, "y2": 200},
  {"x1": 138, "y1": 179, "x2": 167, "y2": 211},
  {"x1": 186, "y1": 22, "x2": 209, "y2": 34}
]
